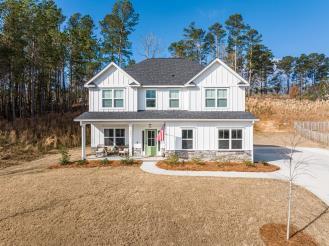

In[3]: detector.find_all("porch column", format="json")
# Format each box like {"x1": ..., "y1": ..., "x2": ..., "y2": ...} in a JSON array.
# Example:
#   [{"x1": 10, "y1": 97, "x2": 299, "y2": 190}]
[
  {"x1": 129, "y1": 123, "x2": 133, "y2": 156},
  {"x1": 81, "y1": 123, "x2": 86, "y2": 160}
]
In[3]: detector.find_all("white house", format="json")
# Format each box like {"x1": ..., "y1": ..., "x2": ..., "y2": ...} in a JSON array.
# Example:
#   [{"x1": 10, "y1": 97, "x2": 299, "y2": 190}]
[{"x1": 74, "y1": 58, "x2": 257, "y2": 161}]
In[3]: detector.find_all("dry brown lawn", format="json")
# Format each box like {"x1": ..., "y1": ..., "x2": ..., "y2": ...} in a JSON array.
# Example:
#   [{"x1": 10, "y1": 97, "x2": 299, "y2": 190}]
[{"x1": 0, "y1": 152, "x2": 328, "y2": 245}]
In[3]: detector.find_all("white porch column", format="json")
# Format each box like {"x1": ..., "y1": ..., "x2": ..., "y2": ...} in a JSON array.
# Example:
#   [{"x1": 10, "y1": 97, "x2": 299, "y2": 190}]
[
  {"x1": 81, "y1": 123, "x2": 86, "y2": 160},
  {"x1": 129, "y1": 123, "x2": 133, "y2": 156}
]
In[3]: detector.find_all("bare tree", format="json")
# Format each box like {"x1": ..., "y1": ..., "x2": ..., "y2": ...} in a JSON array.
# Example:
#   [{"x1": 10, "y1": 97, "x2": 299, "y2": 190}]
[
  {"x1": 140, "y1": 33, "x2": 161, "y2": 59},
  {"x1": 282, "y1": 133, "x2": 311, "y2": 241}
]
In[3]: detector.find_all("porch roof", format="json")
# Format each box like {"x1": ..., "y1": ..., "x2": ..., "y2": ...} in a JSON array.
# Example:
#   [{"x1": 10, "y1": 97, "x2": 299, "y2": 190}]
[{"x1": 74, "y1": 111, "x2": 257, "y2": 122}]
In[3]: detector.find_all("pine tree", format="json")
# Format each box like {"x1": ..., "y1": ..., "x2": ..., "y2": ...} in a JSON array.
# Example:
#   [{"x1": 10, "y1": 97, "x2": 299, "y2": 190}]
[
  {"x1": 100, "y1": 0, "x2": 139, "y2": 67},
  {"x1": 206, "y1": 22, "x2": 226, "y2": 59},
  {"x1": 225, "y1": 14, "x2": 247, "y2": 72}
]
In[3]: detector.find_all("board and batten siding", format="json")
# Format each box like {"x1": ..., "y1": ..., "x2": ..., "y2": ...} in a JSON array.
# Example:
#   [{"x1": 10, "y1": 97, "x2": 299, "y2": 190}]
[
  {"x1": 137, "y1": 88, "x2": 189, "y2": 111},
  {"x1": 164, "y1": 121, "x2": 253, "y2": 151},
  {"x1": 88, "y1": 65, "x2": 138, "y2": 112},
  {"x1": 90, "y1": 121, "x2": 253, "y2": 152},
  {"x1": 189, "y1": 62, "x2": 246, "y2": 111}
]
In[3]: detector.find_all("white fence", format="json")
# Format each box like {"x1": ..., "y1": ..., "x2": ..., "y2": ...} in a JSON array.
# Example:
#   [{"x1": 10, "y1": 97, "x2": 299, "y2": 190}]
[{"x1": 294, "y1": 121, "x2": 329, "y2": 145}]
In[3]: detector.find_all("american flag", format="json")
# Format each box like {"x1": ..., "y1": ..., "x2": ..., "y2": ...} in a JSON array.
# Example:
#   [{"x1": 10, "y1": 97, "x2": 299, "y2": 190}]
[{"x1": 156, "y1": 124, "x2": 165, "y2": 142}]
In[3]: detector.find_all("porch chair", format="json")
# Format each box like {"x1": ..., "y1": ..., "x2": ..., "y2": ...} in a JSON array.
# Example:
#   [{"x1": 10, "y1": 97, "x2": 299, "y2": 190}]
[
  {"x1": 95, "y1": 144, "x2": 107, "y2": 158},
  {"x1": 118, "y1": 147, "x2": 129, "y2": 156}
]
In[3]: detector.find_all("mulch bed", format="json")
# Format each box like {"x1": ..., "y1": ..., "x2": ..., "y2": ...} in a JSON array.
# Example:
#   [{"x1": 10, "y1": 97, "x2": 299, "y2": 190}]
[
  {"x1": 156, "y1": 160, "x2": 280, "y2": 172},
  {"x1": 260, "y1": 223, "x2": 318, "y2": 245},
  {"x1": 49, "y1": 160, "x2": 142, "y2": 169}
]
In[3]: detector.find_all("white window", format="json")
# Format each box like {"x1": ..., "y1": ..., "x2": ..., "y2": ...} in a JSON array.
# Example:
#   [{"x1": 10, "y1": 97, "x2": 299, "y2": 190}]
[
  {"x1": 205, "y1": 88, "x2": 228, "y2": 108},
  {"x1": 169, "y1": 90, "x2": 179, "y2": 108},
  {"x1": 102, "y1": 89, "x2": 124, "y2": 108},
  {"x1": 218, "y1": 129, "x2": 243, "y2": 150},
  {"x1": 182, "y1": 129, "x2": 193, "y2": 149},
  {"x1": 104, "y1": 128, "x2": 125, "y2": 146},
  {"x1": 146, "y1": 90, "x2": 156, "y2": 108}
]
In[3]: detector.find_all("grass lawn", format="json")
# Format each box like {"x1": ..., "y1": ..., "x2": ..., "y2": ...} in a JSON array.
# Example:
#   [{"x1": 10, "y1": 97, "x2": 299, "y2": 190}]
[{"x1": 0, "y1": 159, "x2": 328, "y2": 245}]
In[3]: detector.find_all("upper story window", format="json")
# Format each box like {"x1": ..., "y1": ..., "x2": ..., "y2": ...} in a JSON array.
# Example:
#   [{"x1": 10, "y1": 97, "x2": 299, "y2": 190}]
[
  {"x1": 102, "y1": 89, "x2": 124, "y2": 108},
  {"x1": 218, "y1": 129, "x2": 243, "y2": 150},
  {"x1": 205, "y1": 88, "x2": 228, "y2": 108},
  {"x1": 169, "y1": 90, "x2": 179, "y2": 108},
  {"x1": 146, "y1": 90, "x2": 156, "y2": 108}
]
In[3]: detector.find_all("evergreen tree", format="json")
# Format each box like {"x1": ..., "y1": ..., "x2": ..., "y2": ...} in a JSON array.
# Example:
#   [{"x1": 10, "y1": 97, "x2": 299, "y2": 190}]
[
  {"x1": 168, "y1": 40, "x2": 187, "y2": 58},
  {"x1": 277, "y1": 56, "x2": 296, "y2": 94},
  {"x1": 100, "y1": 0, "x2": 139, "y2": 67},
  {"x1": 244, "y1": 27, "x2": 262, "y2": 90},
  {"x1": 206, "y1": 22, "x2": 226, "y2": 59},
  {"x1": 225, "y1": 14, "x2": 247, "y2": 72}
]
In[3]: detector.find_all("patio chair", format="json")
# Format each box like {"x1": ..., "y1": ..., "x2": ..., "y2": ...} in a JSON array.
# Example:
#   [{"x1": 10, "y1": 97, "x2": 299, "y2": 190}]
[
  {"x1": 118, "y1": 147, "x2": 129, "y2": 156},
  {"x1": 95, "y1": 144, "x2": 107, "y2": 158}
]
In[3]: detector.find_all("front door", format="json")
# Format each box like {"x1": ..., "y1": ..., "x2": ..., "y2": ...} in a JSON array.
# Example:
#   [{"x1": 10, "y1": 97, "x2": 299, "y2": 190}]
[{"x1": 145, "y1": 129, "x2": 157, "y2": 157}]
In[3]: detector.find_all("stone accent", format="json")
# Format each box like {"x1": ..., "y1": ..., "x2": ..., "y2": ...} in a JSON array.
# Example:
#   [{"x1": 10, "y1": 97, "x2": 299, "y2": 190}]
[{"x1": 165, "y1": 150, "x2": 252, "y2": 162}]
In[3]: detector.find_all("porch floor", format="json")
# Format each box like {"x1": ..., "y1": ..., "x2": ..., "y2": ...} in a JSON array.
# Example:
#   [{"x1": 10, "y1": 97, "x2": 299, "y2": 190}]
[{"x1": 87, "y1": 154, "x2": 165, "y2": 162}]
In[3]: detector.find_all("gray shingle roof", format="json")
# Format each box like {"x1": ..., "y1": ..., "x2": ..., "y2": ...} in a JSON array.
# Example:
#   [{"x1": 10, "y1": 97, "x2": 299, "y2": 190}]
[
  {"x1": 74, "y1": 111, "x2": 257, "y2": 121},
  {"x1": 124, "y1": 58, "x2": 204, "y2": 86}
]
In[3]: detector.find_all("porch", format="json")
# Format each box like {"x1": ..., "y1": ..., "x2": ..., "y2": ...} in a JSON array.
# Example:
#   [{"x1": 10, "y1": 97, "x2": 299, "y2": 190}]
[{"x1": 80, "y1": 122, "x2": 165, "y2": 160}]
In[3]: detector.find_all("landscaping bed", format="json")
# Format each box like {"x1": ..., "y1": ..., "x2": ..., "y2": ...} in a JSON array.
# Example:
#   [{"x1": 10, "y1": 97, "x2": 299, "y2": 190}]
[
  {"x1": 260, "y1": 223, "x2": 318, "y2": 245},
  {"x1": 49, "y1": 159, "x2": 142, "y2": 169},
  {"x1": 156, "y1": 160, "x2": 279, "y2": 172}
]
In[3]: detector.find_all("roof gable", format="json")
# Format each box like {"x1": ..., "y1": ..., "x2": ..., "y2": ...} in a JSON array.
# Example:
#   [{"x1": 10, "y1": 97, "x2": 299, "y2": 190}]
[
  {"x1": 185, "y1": 59, "x2": 249, "y2": 86},
  {"x1": 84, "y1": 62, "x2": 141, "y2": 87}
]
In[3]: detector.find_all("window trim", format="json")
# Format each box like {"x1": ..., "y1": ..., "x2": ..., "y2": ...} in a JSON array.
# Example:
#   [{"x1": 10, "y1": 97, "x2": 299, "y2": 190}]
[
  {"x1": 217, "y1": 128, "x2": 244, "y2": 150},
  {"x1": 104, "y1": 128, "x2": 126, "y2": 146},
  {"x1": 205, "y1": 88, "x2": 228, "y2": 109},
  {"x1": 145, "y1": 89, "x2": 157, "y2": 109},
  {"x1": 181, "y1": 128, "x2": 194, "y2": 150},
  {"x1": 169, "y1": 89, "x2": 180, "y2": 109},
  {"x1": 101, "y1": 88, "x2": 125, "y2": 109}
]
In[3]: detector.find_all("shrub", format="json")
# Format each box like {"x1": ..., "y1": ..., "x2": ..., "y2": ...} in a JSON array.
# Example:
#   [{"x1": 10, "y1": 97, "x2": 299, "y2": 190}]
[
  {"x1": 59, "y1": 145, "x2": 70, "y2": 165},
  {"x1": 101, "y1": 158, "x2": 110, "y2": 165},
  {"x1": 260, "y1": 160, "x2": 269, "y2": 166},
  {"x1": 77, "y1": 159, "x2": 87, "y2": 165},
  {"x1": 121, "y1": 156, "x2": 135, "y2": 165},
  {"x1": 166, "y1": 153, "x2": 180, "y2": 165},
  {"x1": 244, "y1": 160, "x2": 255, "y2": 167},
  {"x1": 191, "y1": 156, "x2": 205, "y2": 165}
]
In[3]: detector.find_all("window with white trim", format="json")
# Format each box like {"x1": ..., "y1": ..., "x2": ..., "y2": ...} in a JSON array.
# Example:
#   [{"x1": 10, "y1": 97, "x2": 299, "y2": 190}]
[
  {"x1": 182, "y1": 129, "x2": 193, "y2": 149},
  {"x1": 104, "y1": 129, "x2": 125, "y2": 146},
  {"x1": 205, "y1": 88, "x2": 228, "y2": 108},
  {"x1": 169, "y1": 90, "x2": 179, "y2": 108},
  {"x1": 218, "y1": 129, "x2": 243, "y2": 150},
  {"x1": 146, "y1": 90, "x2": 156, "y2": 108},
  {"x1": 102, "y1": 89, "x2": 124, "y2": 108}
]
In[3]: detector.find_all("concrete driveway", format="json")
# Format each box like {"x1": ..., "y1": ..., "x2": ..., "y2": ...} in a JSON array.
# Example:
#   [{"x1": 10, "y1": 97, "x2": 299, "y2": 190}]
[
  {"x1": 141, "y1": 146, "x2": 329, "y2": 206},
  {"x1": 255, "y1": 146, "x2": 329, "y2": 205}
]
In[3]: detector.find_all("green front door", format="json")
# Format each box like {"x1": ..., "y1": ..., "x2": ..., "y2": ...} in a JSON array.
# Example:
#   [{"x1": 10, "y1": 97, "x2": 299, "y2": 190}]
[{"x1": 145, "y1": 129, "x2": 157, "y2": 157}]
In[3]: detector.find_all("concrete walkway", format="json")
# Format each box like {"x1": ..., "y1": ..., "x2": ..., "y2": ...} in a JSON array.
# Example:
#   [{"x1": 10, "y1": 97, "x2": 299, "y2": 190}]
[{"x1": 141, "y1": 146, "x2": 329, "y2": 205}]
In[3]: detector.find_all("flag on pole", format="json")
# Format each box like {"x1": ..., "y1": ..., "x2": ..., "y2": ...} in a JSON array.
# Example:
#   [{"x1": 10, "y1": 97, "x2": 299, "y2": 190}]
[{"x1": 156, "y1": 124, "x2": 165, "y2": 142}]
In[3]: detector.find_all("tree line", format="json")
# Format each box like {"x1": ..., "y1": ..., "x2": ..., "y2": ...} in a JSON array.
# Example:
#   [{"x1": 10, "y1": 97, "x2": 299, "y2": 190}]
[
  {"x1": 1, "y1": 0, "x2": 329, "y2": 121},
  {"x1": 168, "y1": 15, "x2": 329, "y2": 95},
  {"x1": 0, "y1": 0, "x2": 138, "y2": 120}
]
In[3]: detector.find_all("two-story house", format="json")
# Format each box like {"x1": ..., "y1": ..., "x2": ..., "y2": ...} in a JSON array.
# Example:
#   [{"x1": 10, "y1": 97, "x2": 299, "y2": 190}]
[{"x1": 74, "y1": 58, "x2": 257, "y2": 161}]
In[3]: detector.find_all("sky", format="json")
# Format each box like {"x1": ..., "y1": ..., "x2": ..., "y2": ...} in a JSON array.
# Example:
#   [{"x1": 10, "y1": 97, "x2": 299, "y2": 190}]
[{"x1": 55, "y1": 0, "x2": 329, "y2": 62}]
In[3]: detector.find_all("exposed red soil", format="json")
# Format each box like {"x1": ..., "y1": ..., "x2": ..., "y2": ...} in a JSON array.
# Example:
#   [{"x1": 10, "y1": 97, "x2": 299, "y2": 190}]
[
  {"x1": 49, "y1": 160, "x2": 142, "y2": 169},
  {"x1": 156, "y1": 160, "x2": 280, "y2": 172},
  {"x1": 260, "y1": 223, "x2": 318, "y2": 245}
]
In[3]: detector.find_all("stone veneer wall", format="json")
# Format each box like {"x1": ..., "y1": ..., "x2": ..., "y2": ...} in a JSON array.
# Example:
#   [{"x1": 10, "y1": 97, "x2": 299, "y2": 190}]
[{"x1": 165, "y1": 150, "x2": 252, "y2": 162}]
